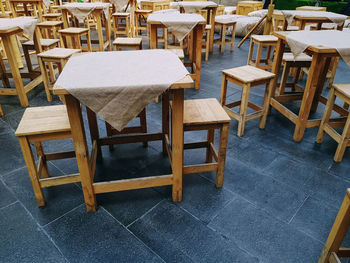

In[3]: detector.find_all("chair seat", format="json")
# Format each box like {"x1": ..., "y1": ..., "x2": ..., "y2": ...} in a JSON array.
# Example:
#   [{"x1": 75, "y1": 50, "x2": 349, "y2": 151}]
[
  {"x1": 59, "y1": 27, "x2": 89, "y2": 34},
  {"x1": 112, "y1": 12, "x2": 130, "y2": 17},
  {"x1": 15, "y1": 105, "x2": 71, "y2": 136},
  {"x1": 251, "y1": 34, "x2": 278, "y2": 42},
  {"x1": 37, "y1": 21, "x2": 63, "y2": 27},
  {"x1": 222, "y1": 65, "x2": 275, "y2": 84},
  {"x1": 38, "y1": 47, "x2": 81, "y2": 59},
  {"x1": 23, "y1": 38, "x2": 59, "y2": 47},
  {"x1": 183, "y1": 98, "x2": 231, "y2": 126},
  {"x1": 169, "y1": 48, "x2": 184, "y2": 60},
  {"x1": 282, "y1": 52, "x2": 312, "y2": 62},
  {"x1": 113, "y1": 37, "x2": 142, "y2": 45},
  {"x1": 334, "y1": 84, "x2": 350, "y2": 99}
]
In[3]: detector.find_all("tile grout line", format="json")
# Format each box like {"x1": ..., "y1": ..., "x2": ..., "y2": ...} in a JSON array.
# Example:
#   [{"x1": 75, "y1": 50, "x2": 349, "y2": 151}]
[
  {"x1": 42, "y1": 203, "x2": 84, "y2": 228},
  {"x1": 0, "y1": 200, "x2": 19, "y2": 210},
  {"x1": 287, "y1": 194, "x2": 311, "y2": 225}
]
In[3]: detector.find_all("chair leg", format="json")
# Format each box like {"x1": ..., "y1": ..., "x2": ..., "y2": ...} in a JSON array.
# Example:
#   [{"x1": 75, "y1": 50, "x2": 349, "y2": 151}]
[
  {"x1": 216, "y1": 124, "x2": 229, "y2": 188},
  {"x1": 238, "y1": 84, "x2": 250, "y2": 136},
  {"x1": 34, "y1": 142, "x2": 50, "y2": 178},
  {"x1": 205, "y1": 128, "x2": 214, "y2": 163},
  {"x1": 334, "y1": 112, "x2": 350, "y2": 162}
]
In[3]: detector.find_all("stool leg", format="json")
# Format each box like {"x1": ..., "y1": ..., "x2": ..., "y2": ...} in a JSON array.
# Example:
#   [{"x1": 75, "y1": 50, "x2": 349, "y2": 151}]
[
  {"x1": 220, "y1": 25, "x2": 226, "y2": 54},
  {"x1": 205, "y1": 128, "x2": 214, "y2": 163},
  {"x1": 22, "y1": 45, "x2": 33, "y2": 73},
  {"x1": 18, "y1": 137, "x2": 45, "y2": 206},
  {"x1": 316, "y1": 87, "x2": 336, "y2": 144},
  {"x1": 255, "y1": 44, "x2": 263, "y2": 68},
  {"x1": 216, "y1": 123, "x2": 229, "y2": 188},
  {"x1": 34, "y1": 142, "x2": 50, "y2": 178},
  {"x1": 139, "y1": 108, "x2": 148, "y2": 147},
  {"x1": 220, "y1": 74, "x2": 228, "y2": 106},
  {"x1": 247, "y1": 39, "x2": 254, "y2": 65},
  {"x1": 260, "y1": 79, "x2": 274, "y2": 129},
  {"x1": 334, "y1": 112, "x2": 350, "y2": 162},
  {"x1": 38, "y1": 57, "x2": 53, "y2": 102},
  {"x1": 266, "y1": 45, "x2": 273, "y2": 66},
  {"x1": 86, "y1": 31, "x2": 92, "y2": 52},
  {"x1": 279, "y1": 62, "x2": 290, "y2": 95},
  {"x1": 162, "y1": 91, "x2": 170, "y2": 155},
  {"x1": 230, "y1": 24, "x2": 235, "y2": 52},
  {"x1": 105, "y1": 122, "x2": 114, "y2": 151},
  {"x1": 205, "y1": 29, "x2": 209, "y2": 61},
  {"x1": 238, "y1": 84, "x2": 250, "y2": 137},
  {"x1": 292, "y1": 67, "x2": 301, "y2": 92}
]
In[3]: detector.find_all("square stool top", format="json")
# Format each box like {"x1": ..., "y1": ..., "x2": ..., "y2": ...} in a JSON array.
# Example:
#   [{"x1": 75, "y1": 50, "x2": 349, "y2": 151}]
[{"x1": 222, "y1": 65, "x2": 275, "y2": 84}]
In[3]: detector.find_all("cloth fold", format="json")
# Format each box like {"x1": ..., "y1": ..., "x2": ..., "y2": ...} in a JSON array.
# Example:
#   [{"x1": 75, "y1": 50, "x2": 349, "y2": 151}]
[
  {"x1": 0, "y1": 17, "x2": 38, "y2": 39},
  {"x1": 55, "y1": 50, "x2": 189, "y2": 131},
  {"x1": 148, "y1": 13, "x2": 205, "y2": 41},
  {"x1": 286, "y1": 30, "x2": 350, "y2": 66},
  {"x1": 281, "y1": 10, "x2": 347, "y2": 27},
  {"x1": 64, "y1": 2, "x2": 110, "y2": 23}
]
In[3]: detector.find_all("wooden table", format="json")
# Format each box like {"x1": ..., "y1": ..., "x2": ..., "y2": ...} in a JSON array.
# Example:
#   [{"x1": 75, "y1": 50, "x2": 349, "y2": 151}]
[
  {"x1": 296, "y1": 6, "x2": 327, "y2": 12},
  {"x1": 9, "y1": 0, "x2": 46, "y2": 20},
  {"x1": 60, "y1": 4, "x2": 112, "y2": 51},
  {"x1": 148, "y1": 19, "x2": 205, "y2": 90},
  {"x1": 53, "y1": 53, "x2": 194, "y2": 212},
  {"x1": 0, "y1": 18, "x2": 43, "y2": 107},
  {"x1": 236, "y1": 1, "x2": 263, "y2": 16},
  {"x1": 263, "y1": 31, "x2": 348, "y2": 142}
]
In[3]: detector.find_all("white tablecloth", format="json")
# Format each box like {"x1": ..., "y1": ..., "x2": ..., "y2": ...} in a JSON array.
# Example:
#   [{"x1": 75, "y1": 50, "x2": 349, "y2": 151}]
[
  {"x1": 55, "y1": 50, "x2": 189, "y2": 131},
  {"x1": 281, "y1": 10, "x2": 348, "y2": 27},
  {"x1": 64, "y1": 2, "x2": 110, "y2": 23},
  {"x1": 286, "y1": 30, "x2": 350, "y2": 66},
  {"x1": 148, "y1": 13, "x2": 205, "y2": 41},
  {"x1": 0, "y1": 17, "x2": 38, "y2": 39},
  {"x1": 109, "y1": 0, "x2": 129, "y2": 12},
  {"x1": 171, "y1": 1, "x2": 217, "y2": 13}
]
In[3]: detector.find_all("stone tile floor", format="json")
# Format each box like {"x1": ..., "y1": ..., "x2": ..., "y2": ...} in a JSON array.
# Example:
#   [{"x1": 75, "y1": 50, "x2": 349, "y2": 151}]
[{"x1": 1, "y1": 35, "x2": 350, "y2": 262}]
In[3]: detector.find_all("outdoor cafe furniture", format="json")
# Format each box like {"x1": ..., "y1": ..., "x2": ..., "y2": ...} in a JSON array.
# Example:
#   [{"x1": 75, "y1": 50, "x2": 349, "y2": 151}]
[
  {"x1": 262, "y1": 30, "x2": 350, "y2": 142},
  {"x1": 147, "y1": 12, "x2": 206, "y2": 90},
  {"x1": 113, "y1": 37, "x2": 142, "y2": 50},
  {"x1": 247, "y1": 34, "x2": 278, "y2": 70},
  {"x1": 0, "y1": 17, "x2": 42, "y2": 107},
  {"x1": 52, "y1": 50, "x2": 193, "y2": 212},
  {"x1": 316, "y1": 84, "x2": 350, "y2": 162},
  {"x1": 58, "y1": 27, "x2": 92, "y2": 51},
  {"x1": 9, "y1": 0, "x2": 50, "y2": 21},
  {"x1": 59, "y1": 2, "x2": 111, "y2": 51},
  {"x1": 220, "y1": 65, "x2": 275, "y2": 137},
  {"x1": 112, "y1": 12, "x2": 130, "y2": 37},
  {"x1": 236, "y1": 0, "x2": 263, "y2": 16},
  {"x1": 213, "y1": 15, "x2": 236, "y2": 54},
  {"x1": 296, "y1": 6, "x2": 327, "y2": 12}
]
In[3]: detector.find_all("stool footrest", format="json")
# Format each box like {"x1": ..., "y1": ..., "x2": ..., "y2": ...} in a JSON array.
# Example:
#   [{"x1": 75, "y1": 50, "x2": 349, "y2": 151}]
[
  {"x1": 184, "y1": 163, "x2": 218, "y2": 174},
  {"x1": 45, "y1": 150, "x2": 76, "y2": 161},
  {"x1": 40, "y1": 173, "x2": 80, "y2": 188}
]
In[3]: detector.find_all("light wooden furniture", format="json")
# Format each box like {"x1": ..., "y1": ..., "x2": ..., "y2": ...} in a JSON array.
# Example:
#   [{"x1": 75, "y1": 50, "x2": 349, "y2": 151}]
[
  {"x1": 135, "y1": 9, "x2": 152, "y2": 36},
  {"x1": 43, "y1": 13, "x2": 62, "y2": 21},
  {"x1": 38, "y1": 48, "x2": 81, "y2": 101},
  {"x1": 236, "y1": 1, "x2": 263, "y2": 16},
  {"x1": 178, "y1": 98, "x2": 230, "y2": 187},
  {"x1": 277, "y1": 52, "x2": 312, "y2": 95},
  {"x1": 113, "y1": 37, "x2": 142, "y2": 50},
  {"x1": 9, "y1": 0, "x2": 47, "y2": 20},
  {"x1": 169, "y1": 48, "x2": 185, "y2": 63},
  {"x1": 202, "y1": 24, "x2": 210, "y2": 61},
  {"x1": 140, "y1": 0, "x2": 170, "y2": 12},
  {"x1": 112, "y1": 12, "x2": 130, "y2": 38},
  {"x1": 264, "y1": 31, "x2": 349, "y2": 142},
  {"x1": 148, "y1": 18, "x2": 205, "y2": 90},
  {"x1": 59, "y1": 27, "x2": 92, "y2": 52},
  {"x1": 0, "y1": 104, "x2": 3, "y2": 116},
  {"x1": 37, "y1": 20, "x2": 63, "y2": 39},
  {"x1": 60, "y1": 4, "x2": 112, "y2": 51},
  {"x1": 319, "y1": 189, "x2": 350, "y2": 262},
  {"x1": 15, "y1": 105, "x2": 83, "y2": 207},
  {"x1": 220, "y1": 65, "x2": 275, "y2": 136},
  {"x1": 248, "y1": 34, "x2": 278, "y2": 70},
  {"x1": 316, "y1": 84, "x2": 350, "y2": 162},
  {"x1": 214, "y1": 20, "x2": 236, "y2": 54},
  {"x1": 296, "y1": 6, "x2": 327, "y2": 12}
]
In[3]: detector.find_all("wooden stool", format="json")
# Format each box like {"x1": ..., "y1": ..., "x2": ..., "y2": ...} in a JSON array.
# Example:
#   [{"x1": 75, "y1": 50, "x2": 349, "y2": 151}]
[
  {"x1": 202, "y1": 24, "x2": 210, "y2": 61},
  {"x1": 220, "y1": 65, "x2": 275, "y2": 136},
  {"x1": 169, "y1": 48, "x2": 184, "y2": 63},
  {"x1": 15, "y1": 105, "x2": 82, "y2": 207},
  {"x1": 0, "y1": 104, "x2": 3, "y2": 116},
  {"x1": 278, "y1": 52, "x2": 312, "y2": 95},
  {"x1": 37, "y1": 20, "x2": 64, "y2": 39},
  {"x1": 135, "y1": 9, "x2": 152, "y2": 36},
  {"x1": 172, "y1": 98, "x2": 231, "y2": 187},
  {"x1": 105, "y1": 108, "x2": 148, "y2": 150},
  {"x1": 247, "y1": 35, "x2": 278, "y2": 70},
  {"x1": 316, "y1": 84, "x2": 350, "y2": 162},
  {"x1": 38, "y1": 48, "x2": 81, "y2": 102},
  {"x1": 113, "y1": 37, "x2": 142, "y2": 51},
  {"x1": 42, "y1": 13, "x2": 62, "y2": 21},
  {"x1": 112, "y1": 12, "x2": 130, "y2": 38},
  {"x1": 59, "y1": 27, "x2": 92, "y2": 52},
  {"x1": 319, "y1": 189, "x2": 350, "y2": 263},
  {"x1": 214, "y1": 20, "x2": 236, "y2": 54}
]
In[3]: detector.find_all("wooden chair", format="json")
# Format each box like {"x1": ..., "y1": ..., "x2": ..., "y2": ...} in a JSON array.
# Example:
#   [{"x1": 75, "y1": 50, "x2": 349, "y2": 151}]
[
  {"x1": 316, "y1": 84, "x2": 350, "y2": 162},
  {"x1": 105, "y1": 109, "x2": 148, "y2": 150},
  {"x1": 15, "y1": 105, "x2": 84, "y2": 207},
  {"x1": 247, "y1": 34, "x2": 278, "y2": 70},
  {"x1": 135, "y1": 9, "x2": 152, "y2": 36},
  {"x1": 37, "y1": 20, "x2": 64, "y2": 39},
  {"x1": 113, "y1": 37, "x2": 142, "y2": 50},
  {"x1": 112, "y1": 12, "x2": 130, "y2": 38},
  {"x1": 171, "y1": 98, "x2": 231, "y2": 187},
  {"x1": 318, "y1": 189, "x2": 350, "y2": 263},
  {"x1": 38, "y1": 48, "x2": 81, "y2": 101},
  {"x1": 220, "y1": 65, "x2": 275, "y2": 136},
  {"x1": 58, "y1": 27, "x2": 92, "y2": 52},
  {"x1": 277, "y1": 52, "x2": 312, "y2": 95},
  {"x1": 214, "y1": 20, "x2": 236, "y2": 54}
]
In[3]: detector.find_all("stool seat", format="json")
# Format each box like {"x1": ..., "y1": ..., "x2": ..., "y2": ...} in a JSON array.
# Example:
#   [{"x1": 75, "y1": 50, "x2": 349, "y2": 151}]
[
  {"x1": 59, "y1": 27, "x2": 89, "y2": 34},
  {"x1": 169, "y1": 48, "x2": 184, "y2": 61},
  {"x1": 15, "y1": 105, "x2": 70, "y2": 136},
  {"x1": 184, "y1": 98, "x2": 231, "y2": 126},
  {"x1": 251, "y1": 35, "x2": 278, "y2": 42},
  {"x1": 135, "y1": 9, "x2": 152, "y2": 14},
  {"x1": 277, "y1": 25, "x2": 299, "y2": 31},
  {"x1": 222, "y1": 65, "x2": 275, "y2": 84},
  {"x1": 37, "y1": 21, "x2": 63, "y2": 27},
  {"x1": 23, "y1": 38, "x2": 59, "y2": 47},
  {"x1": 113, "y1": 37, "x2": 142, "y2": 45},
  {"x1": 38, "y1": 47, "x2": 81, "y2": 59},
  {"x1": 112, "y1": 12, "x2": 130, "y2": 17},
  {"x1": 205, "y1": 24, "x2": 212, "y2": 30},
  {"x1": 43, "y1": 13, "x2": 61, "y2": 18},
  {"x1": 334, "y1": 83, "x2": 350, "y2": 99},
  {"x1": 282, "y1": 52, "x2": 312, "y2": 62}
]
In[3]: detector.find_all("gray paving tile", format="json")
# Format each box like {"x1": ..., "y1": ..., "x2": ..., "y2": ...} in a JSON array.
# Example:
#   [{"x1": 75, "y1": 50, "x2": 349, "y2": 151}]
[
  {"x1": 129, "y1": 200, "x2": 259, "y2": 263},
  {"x1": 0, "y1": 179, "x2": 17, "y2": 209},
  {"x1": 44, "y1": 205, "x2": 162, "y2": 263}
]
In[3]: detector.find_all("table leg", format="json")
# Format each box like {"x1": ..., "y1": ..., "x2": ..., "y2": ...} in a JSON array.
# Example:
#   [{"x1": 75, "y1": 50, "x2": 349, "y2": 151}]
[
  {"x1": 149, "y1": 24, "x2": 158, "y2": 49},
  {"x1": 193, "y1": 24, "x2": 203, "y2": 90},
  {"x1": 293, "y1": 53, "x2": 325, "y2": 142},
  {"x1": 65, "y1": 94, "x2": 97, "y2": 212},
  {"x1": 171, "y1": 89, "x2": 184, "y2": 202},
  {"x1": 2, "y1": 34, "x2": 28, "y2": 107},
  {"x1": 86, "y1": 106, "x2": 102, "y2": 160},
  {"x1": 209, "y1": 7, "x2": 216, "y2": 53},
  {"x1": 311, "y1": 56, "x2": 331, "y2": 112},
  {"x1": 162, "y1": 91, "x2": 170, "y2": 154},
  {"x1": 105, "y1": 10, "x2": 112, "y2": 51}
]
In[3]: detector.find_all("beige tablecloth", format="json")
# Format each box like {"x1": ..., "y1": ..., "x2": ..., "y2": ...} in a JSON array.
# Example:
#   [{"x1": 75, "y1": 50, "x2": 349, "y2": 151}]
[
  {"x1": 109, "y1": 0, "x2": 129, "y2": 12},
  {"x1": 0, "y1": 17, "x2": 38, "y2": 39},
  {"x1": 64, "y1": 2, "x2": 110, "y2": 23},
  {"x1": 55, "y1": 50, "x2": 189, "y2": 131},
  {"x1": 286, "y1": 30, "x2": 350, "y2": 66},
  {"x1": 148, "y1": 13, "x2": 205, "y2": 41},
  {"x1": 281, "y1": 10, "x2": 348, "y2": 27},
  {"x1": 172, "y1": 1, "x2": 217, "y2": 13}
]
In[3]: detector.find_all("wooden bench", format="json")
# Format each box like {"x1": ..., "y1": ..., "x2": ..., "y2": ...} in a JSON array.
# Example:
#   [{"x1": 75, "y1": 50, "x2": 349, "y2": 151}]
[
  {"x1": 220, "y1": 65, "x2": 275, "y2": 136},
  {"x1": 316, "y1": 84, "x2": 350, "y2": 162},
  {"x1": 113, "y1": 37, "x2": 142, "y2": 50},
  {"x1": 59, "y1": 27, "x2": 92, "y2": 52},
  {"x1": 248, "y1": 34, "x2": 278, "y2": 70},
  {"x1": 15, "y1": 105, "x2": 88, "y2": 207}
]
